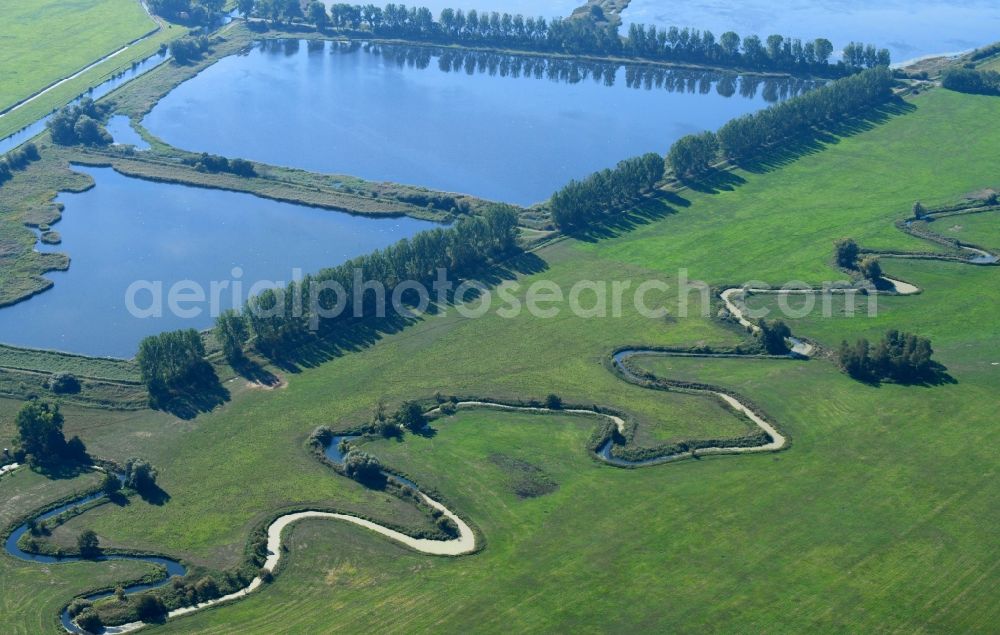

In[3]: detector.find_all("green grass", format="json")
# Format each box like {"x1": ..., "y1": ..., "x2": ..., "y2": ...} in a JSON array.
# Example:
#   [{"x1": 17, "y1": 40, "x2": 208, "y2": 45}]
[
  {"x1": 924, "y1": 210, "x2": 1000, "y2": 251},
  {"x1": 0, "y1": 0, "x2": 161, "y2": 129},
  {"x1": 0, "y1": 344, "x2": 139, "y2": 381},
  {"x1": 2, "y1": 88, "x2": 1000, "y2": 632},
  {"x1": 0, "y1": 468, "x2": 158, "y2": 635}
]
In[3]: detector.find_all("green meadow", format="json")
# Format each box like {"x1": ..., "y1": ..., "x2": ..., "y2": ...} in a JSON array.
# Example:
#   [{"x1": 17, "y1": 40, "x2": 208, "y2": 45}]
[
  {"x1": 1, "y1": 83, "x2": 998, "y2": 632},
  {"x1": 0, "y1": 0, "x2": 181, "y2": 139}
]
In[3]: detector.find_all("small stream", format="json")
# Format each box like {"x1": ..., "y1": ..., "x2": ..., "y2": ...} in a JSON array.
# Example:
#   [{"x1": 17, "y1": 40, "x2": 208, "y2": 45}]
[
  {"x1": 601, "y1": 350, "x2": 690, "y2": 466},
  {"x1": 325, "y1": 435, "x2": 420, "y2": 490},
  {"x1": 2, "y1": 471, "x2": 187, "y2": 634},
  {"x1": 0, "y1": 52, "x2": 170, "y2": 155}
]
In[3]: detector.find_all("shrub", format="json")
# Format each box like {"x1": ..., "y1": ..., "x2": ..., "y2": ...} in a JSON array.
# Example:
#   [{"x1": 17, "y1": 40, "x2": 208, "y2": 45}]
[
  {"x1": 169, "y1": 35, "x2": 211, "y2": 64},
  {"x1": 194, "y1": 576, "x2": 219, "y2": 600},
  {"x1": 308, "y1": 426, "x2": 333, "y2": 447},
  {"x1": 135, "y1": 593, "x2": 167, "y2": 621},
  {"x1": 46, "y1": 98, "x2": 112, "y2": 146},
  {"x1": 124, "y1": 458, "x2": 158, "y2": 492},
  {"x1": 101, "y1": 471, "x2": 121, "y2": 496},
  {"x1": 75, "y1": 610, "x2": 103, "y2": 633},
  {"x1": 544, "y1": 394, "x2": 563, "y2": 410},
  {"x1": 393, "y1": 401, "x2": 426, "y2": 432},
  {"x1": 66, "y1": 598, "x2": 92, "y2": 618},
  {"x1": 48, "y1": 372, "x2": 81, "y2": 394},
  {"x1": 834, "y1": 238, "x2": 859, "y2": 269},
  {"x1": 77, "y1": 530, "x2": 100, "y2": 558},
  {"x1": 858, "y1": 255, "x2": 883, "y2": 282},
  {"x1": 436, "y1": 515, "x2": 459, "y2": 537},
  {"x1": 757, "y1": 319, "x2": 791, "y2": 355},
  {"x1": 16, "y1": 400, "x2": 87, "y2": 466},
  {"x1": 260, "y1": 568, "x2": 274, "y2": 583},
  {"x1": 343, "y1": 449, "x2": 383, "y2": 483}
]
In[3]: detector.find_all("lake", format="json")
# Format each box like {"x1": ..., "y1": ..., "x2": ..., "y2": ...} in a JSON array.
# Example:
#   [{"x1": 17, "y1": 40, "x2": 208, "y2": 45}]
[
  {"x1": 621, "y1": 0, "x2": 1000, "y2": 65},
  {"x1": 0, "y1": 166, "x2": 437, "y2": 358},
  {"x1": 142, "y1": 40, "x2": 794, "y2": 206}
]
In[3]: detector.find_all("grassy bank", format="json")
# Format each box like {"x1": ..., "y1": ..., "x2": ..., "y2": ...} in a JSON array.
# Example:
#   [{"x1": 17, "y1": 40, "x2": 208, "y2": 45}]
[
  {"x1": 0, "y1": 468, "x2": 158, "y2": 635},
  {"x1": 0, "y1": 344, "x2": 138, "y2": 381},
  {"x1": 0, "y1": 0, "x2": 184, "y2": 140}
]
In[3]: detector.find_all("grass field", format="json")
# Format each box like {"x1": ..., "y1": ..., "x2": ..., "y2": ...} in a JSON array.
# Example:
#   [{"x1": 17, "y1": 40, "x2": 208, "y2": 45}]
[
  {"x1": 0, "y1": 0, "x2": 160, "y2": 123},
  {"x1": 1, "y1": 85, "x2": 999, "y2": 631},
  {"x1": 0, "y1": 468, "x2": 158, "y2": 635},
  {"x1": 925, "y1": 210, "x2": 1000, "y2": 251},
  {"x1": 0, "y1": 344, "x2": 139, "y2": 381}
]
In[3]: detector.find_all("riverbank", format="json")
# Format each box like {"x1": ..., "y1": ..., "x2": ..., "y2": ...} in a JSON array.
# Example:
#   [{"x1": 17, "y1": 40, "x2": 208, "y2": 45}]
[{"x1": 0, "y1": 0, "x2": 186, "y2": 141}]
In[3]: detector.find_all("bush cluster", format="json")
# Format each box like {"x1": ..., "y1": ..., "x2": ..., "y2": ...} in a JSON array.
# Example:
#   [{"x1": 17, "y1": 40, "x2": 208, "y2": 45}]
[
  {"x1": 183, "y1": 152, "x2": 256, "y2": 176},
  {"x1": 0, "y1": 142, "x2": 40, "y2": 184},
  {"x1": 942, "y1": 67, "x2": 1000, "y2": 96},
  {"x1": 15, "y1": 400, "x2": 89, "y2": 467},
  {"x1": 838, "y1": 330, "x2": 936, "y2": 383},
  {"x1": 169, "y1": 35, "x2": 212, "y2": 63},
  {"x1": 47, "y1": 98, "x2": 112, "y2": 146}
]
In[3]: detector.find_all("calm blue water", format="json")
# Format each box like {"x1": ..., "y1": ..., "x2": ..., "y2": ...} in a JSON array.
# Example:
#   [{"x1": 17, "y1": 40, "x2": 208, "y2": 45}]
[
  {"x1": 107, "y1": 114, "x2": 151, "y2": 150},
  {"x1": 0, "y1": 166, "x2": 437, "y2": 358},
  {"x1": 142, "y1": 40, "x2": 780, "y2": 206},
  {"x1": 622, "y1": 0, "x2": 1000, "y2": 65}
]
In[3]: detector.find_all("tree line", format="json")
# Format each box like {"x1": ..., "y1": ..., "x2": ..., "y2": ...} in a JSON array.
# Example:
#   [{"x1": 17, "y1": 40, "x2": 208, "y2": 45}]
[
  {"x1": 363, "y1": 42, "x2": 819, "y2": 100},
  {"x1": 0, "y1": 142, "x2": 40, "y2": 185},
  {"x1": 238, "y1": 1, "x2": 887, "y2": 76},
  {"x1": 215, "y1": 205, "x2": 521, "y2": 359},
  {"x1": 184, "y1": 152, "x2": 256, "y2": 176},
  {"x1": 47, "y1": 98, "x2": 113, "y2": 146},
  {"x1": 668, "y1": 66, "x2": 894, "y2": 175},
  {"x1": 942, "y1": 67, "x2": 1000, "y2": 96},
  {"x1": 838, "y1": 330, "x2": 936, "y2": 383},
  {"x1": 136, "y1": 329, "x2": 209, "y2": 405},
  {"x1": 149, "y1": 0, "x2": 225, "y2": 25},
  {"x1": 626, "y1": 26, "x2": 888, "y2": 75},
  {"x1": 550, "y1": 154, "x2": 664, "y2": 231}
]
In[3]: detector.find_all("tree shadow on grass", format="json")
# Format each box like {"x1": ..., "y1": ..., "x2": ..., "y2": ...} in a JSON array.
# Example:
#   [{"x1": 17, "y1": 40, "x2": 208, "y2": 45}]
[
  {"x1": 30, "y1": 461, "x2": 92, "y2": 481},
  {"x1": 135, "y1": 482, "x2": 171, "y2": 506},
  {"x1": 571, "y1": 194, "x2": 684, "y2": 243},
  {"x1": 152, "y1": 362, "x2": 230, "y2": 420},
  {"x1": 733, "y1": 99, "x2": 918, "y2": 175},
  {"x1": 231, "y1": 356, "x2": 280, "y2": 387},
  {"x1": 679, "y1": 169, "x2": 748, "y2": 194},
  {"x1": 851, "y1": 361, "x2": 957, "y2": 388},
  {"x1": 412, "y1": 425, "x2": 438, "y2": 439},
  {"x1": 107, "y1": 491, "x2": 131, "y2": 507},
  {"x1": 263, "y1": 252, "x2": 550, "y2": 374}
]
